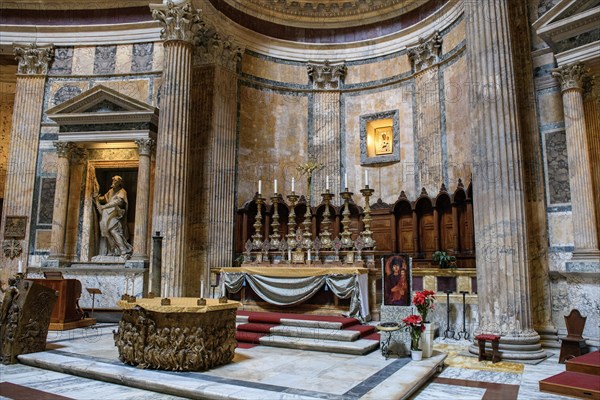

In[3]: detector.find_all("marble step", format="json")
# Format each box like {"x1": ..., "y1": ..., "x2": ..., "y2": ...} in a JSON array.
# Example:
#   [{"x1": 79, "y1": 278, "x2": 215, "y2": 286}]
[
  {"x1": 260, "y1": 335, "x2": 380, "y2": 355},
  {"x1": 270, "y1": 325, "x2": 361, "y2": 342},
  {"x1": 235, "y1": 315, "x2": 345, "y2": 330}
]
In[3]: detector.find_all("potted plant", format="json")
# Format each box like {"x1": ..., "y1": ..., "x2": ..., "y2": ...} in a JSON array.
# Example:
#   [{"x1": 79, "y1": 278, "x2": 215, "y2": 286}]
[
  {"x1": 432, "y1": 250, "x2": 457, "y2": 269},
  {"x1": 403, "y1": 314, "x2": 425, "y2": 360},
  {"x1": 413, "y1": 289, "x2": 436, "y2": 323}
]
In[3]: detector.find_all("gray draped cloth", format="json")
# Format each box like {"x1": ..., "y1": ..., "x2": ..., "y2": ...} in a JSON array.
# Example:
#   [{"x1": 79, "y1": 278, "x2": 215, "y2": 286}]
[{"x1": 221, "y1": 272, "x2": 369, "y2": 321}]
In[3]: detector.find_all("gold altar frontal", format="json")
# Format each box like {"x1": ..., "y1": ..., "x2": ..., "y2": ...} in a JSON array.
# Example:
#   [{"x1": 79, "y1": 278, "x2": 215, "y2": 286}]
[{"x1": 115, "y1": 298, "x2": 240, "y2": 371}]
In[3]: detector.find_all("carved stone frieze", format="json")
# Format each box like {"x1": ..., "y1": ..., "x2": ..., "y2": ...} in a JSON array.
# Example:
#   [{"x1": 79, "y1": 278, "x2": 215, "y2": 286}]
[
  {"x1": 552, "y1": 63, "x2": 588, "y2": 92},
  {"x1": 307, "y1": 61, "x2": 347, "y2": 90},
  {"x1": 151, "y1": 1, "x2": 203, "y2": 44},
  {"x1": 2, "y1": 239, "x2": 22, "y2": 259},
  {"x1": 194, "y1": 28, "x2": 243, "y2": 70},
  {"x1": 408, "y1": 31, "x2": 442, "y2": 73},
  {"x1": 14, "y1": 43, "x2": 54, "y2": 75},
  {"x1": 135, "y1": 138, "x2": 156, "y2": 156}
]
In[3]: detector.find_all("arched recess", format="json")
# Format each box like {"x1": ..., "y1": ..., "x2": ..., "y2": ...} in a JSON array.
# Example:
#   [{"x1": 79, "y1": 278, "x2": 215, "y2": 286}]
[
  {"x1": 452, "y1": 185, "x2": 467, "y2": 255},
  {"x1": 435, "y1": 190, "x2": 453, "y2": 253},
  {"x1": 415, "y1": 194, "x2": 434, "y2": 259},
  {"x1": 393, "y1": 196, "x2": 414, "y2": 255}
]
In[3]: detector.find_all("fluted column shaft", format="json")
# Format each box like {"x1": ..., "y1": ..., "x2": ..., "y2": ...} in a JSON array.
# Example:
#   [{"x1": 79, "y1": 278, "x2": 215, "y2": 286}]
[
  {"x1": 49, "y1": 143, "x2": 73, "y2": 258},
  {"x1": 552, "y1": 64, "x2": 600, "y2": 259},
  {"x1": 133, "y1": 139, "x2": 154, "y2": 260},
  {"x1": 0, "y1": 44, "x2": 52, "y2": 273},
  {"x1": 466, "y1": 1, "x2": 538, "y2": 344},
  {"x1": 583, "y1": 81, "x2": 600, "y2": 242}
]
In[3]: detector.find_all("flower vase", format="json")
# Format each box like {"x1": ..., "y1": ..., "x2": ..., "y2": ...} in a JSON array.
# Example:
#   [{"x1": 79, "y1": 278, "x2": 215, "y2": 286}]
[
  {"x1": 420, "y1": 322, "x2": 435, "y2": 358},
  {"x1": 410, "y1": 349, "x2": 423, "y2": 361}
]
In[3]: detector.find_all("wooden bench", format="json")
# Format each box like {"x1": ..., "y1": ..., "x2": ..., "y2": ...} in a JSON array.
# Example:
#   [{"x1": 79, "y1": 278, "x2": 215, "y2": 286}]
[{"x1": 475, "y1": 334, "x2": 501, "y2": 363}]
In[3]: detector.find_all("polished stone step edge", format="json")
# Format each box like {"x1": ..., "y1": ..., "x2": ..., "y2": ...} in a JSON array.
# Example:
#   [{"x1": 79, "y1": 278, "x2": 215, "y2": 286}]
[{"x1": 260, "y1": 335, "x2": 380, "y2": 355}]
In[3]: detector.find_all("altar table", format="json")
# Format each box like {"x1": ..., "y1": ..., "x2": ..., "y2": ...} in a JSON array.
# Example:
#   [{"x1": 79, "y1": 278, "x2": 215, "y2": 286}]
[
  {"x1": 115, "y1": 298, "x2": 240, "y2": 371},
  {"x1": 219, "y1": 264, "x2": 369, "y2": 320}
]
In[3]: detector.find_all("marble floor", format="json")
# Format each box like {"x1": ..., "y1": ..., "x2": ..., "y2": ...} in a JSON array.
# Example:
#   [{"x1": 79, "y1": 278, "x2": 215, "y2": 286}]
[{"x1": 0, "y1": 325, "x2": 573, "y2": 400}]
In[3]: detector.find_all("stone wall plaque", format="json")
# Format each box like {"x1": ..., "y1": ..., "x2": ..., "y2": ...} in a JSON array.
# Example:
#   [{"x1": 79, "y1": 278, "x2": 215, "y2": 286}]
[{"x1": 4, "y1": 216, "x2": 27, "y2": 239}]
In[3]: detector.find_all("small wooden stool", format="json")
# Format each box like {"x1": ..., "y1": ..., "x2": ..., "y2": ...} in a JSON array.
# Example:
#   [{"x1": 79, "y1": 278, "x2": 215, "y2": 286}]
[{"x1": 475, "y1": 334, "x2": 501, "y2": 363}]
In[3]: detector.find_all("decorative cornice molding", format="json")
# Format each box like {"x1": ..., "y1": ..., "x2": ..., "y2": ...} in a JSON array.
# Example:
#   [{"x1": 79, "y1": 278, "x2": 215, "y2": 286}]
[
  {"x1": 194, "y1": 27, "x2": 243, "y2": 70},
  {"x1": 135, "y1": 138, "x2": 156, "y2": 156},
  {"x1": 307, "y1": 60, "x2": 346, "y2": 90},
  {"x1": 551, "y1": 62, "x2": 588, "y2": 92},
  {"x1": 407, "y1": 30, "x2": 442, "y2": 73},
  {"x1": 151, "y1": 1, "x2": 203, "y2": 44},
  {"x1": 13, "y1": 43, "x2": 53, "y2": 75}
]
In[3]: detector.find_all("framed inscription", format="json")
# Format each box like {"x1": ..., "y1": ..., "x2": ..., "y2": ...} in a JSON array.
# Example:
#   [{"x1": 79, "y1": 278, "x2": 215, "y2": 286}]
[{"x1": 4, "y1": 216, "x2": 27, "y2": 239}]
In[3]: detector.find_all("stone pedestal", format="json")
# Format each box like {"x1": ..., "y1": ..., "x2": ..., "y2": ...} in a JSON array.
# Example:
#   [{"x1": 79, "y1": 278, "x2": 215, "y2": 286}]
[{"x1": 420, "y1": 322, "x2": 435, "y2": 358}]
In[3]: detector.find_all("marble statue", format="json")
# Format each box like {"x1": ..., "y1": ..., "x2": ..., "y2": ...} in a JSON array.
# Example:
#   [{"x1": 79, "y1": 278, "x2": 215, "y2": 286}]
[{"x1": 92, "y1": 175, "x2": 133, "y2": 261}]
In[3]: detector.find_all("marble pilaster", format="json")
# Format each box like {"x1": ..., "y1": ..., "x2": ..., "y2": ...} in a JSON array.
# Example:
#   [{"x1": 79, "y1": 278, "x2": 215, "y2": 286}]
[
  {"x1": 130, "y1": 139, "x2": 155, "y2": 264},
  {"x1": 465, "y1": 1, "x2": 544, "y2": 360},
  {"x1": 189, "y1": 28, "x2": 242, "y2": 297},
  {"x1": 48, "y1": 142, "x2": 75, "y2": 260},
  {"x1": 552, "y1": 64, "x2": 600, "y2": 264},
  {"x1": 583, "y1": 78, "x2": 600, "y2": 244},
  {"x1": 307, "y1": 61, "x2": 345, "y2": 202},
  {"x1": 0, "y1": 44, "x2": 52, "y2": 276},
  {"x1": 150, "y1": 1, "x2": 201, "y2": 296}
]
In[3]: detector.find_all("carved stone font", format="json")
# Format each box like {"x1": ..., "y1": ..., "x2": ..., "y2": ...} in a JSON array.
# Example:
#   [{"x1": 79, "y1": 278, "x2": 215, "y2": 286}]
[
  {"x1": 114, "y1": 305, "x2": 237, "y2": 371},
  {"x1": 14, "y1": 43, "x2": 53, "y2": 75},
  {"x1": 408, "y1": 31, "x2": 442, "y2": 73},
  {"x1": 307, "y1": 61, "x2": 347, "y2": 90},
  {"x1": 151, "y1": 1, "x2": 203, "y2": 43}
]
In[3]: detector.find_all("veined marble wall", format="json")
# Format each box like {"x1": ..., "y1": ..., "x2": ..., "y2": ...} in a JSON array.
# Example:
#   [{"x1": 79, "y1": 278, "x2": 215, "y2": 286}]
[
  {"x1": 530, "y1": 0, "x2": 599, "y2": 345},
  {"x1": 236, "y1": 17, "x2": 470, "y2": 207},
  {"x1": 29, "y1": 42, "x2": 163, "y2": 265}
]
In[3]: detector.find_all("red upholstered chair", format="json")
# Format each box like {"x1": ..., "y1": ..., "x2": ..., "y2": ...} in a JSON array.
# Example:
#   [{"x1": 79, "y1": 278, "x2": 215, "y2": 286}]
[
  {"x1": 559, "y1": 309, "x2": 588, "y2": 364},
  {"x1": 475, "y1": 334, "x2": 501, "y2": 363}
]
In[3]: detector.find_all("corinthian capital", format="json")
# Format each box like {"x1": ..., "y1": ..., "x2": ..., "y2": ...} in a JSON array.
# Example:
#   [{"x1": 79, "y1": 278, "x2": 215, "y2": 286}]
[
  {"x1": 53, "y1": 141, "x2": 74, "y2": 159},
  {"x1": 195, "y1": 28, "x2": 244, "y2": 71},
  {"x1": 135, "y1": 138, "x2": 156, "y2": 156},
  {"x1": 151, "y1": 1, "x2": 203, "y2": 43},
  {"x1": 14, "y1": 43, "x2": 54, "y2": 75},
  {"x1": 307, "y1": 60, "x2": 346, "y2": 90},
  {"x1": 552, "y1": 63, "x2": 588, "y2": 92},
  {"x1": 408, "y1": 31, "x2": 442, "y2": 73}
]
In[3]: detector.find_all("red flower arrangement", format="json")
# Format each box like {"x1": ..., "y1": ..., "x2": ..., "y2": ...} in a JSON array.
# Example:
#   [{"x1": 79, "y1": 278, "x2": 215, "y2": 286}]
[
  {"x1": 413, "y1": 290, "x2": 435, "y2": 323},
  {"x1": 403, "y1": 314, "x2": 426, "y2": 351}
]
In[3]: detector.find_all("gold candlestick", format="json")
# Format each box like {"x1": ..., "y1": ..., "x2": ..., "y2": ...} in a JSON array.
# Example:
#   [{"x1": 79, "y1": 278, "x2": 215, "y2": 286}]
[
  {"x1": 270, "y1": 195, "x2": 281, "y2": 249},
  {"x1": 320, "y1": 190, "x2": 334, "y2": 249},
  {"x1": 252, "y1": 196, "x2": 265, "y2": 249},
  {"x1": 360, "y1": 185, "x2": 376, "y2": 249},
  {"x1": 301, "y1": 197, "x2": 313, "y2": 249},
  {"x1": 286, "y1": 193, "x2": 299, "y2": 249},
  {"x1": 340, "y1": 190, "x2": 354, "y2": 248}
]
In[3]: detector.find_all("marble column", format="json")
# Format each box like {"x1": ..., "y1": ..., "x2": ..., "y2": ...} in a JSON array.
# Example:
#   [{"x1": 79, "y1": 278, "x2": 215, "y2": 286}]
[
  {"x1": 189, "y1": 28, "x2": 242, "y2": 297},
  {"x1": 408, "y1": 32, "x2": 443, "y2": 193},
  {"x1": 48, "y1": 142, "x2": 74, "y2": 262},
  {"x1": 130, "y1": 138, "x2": 155, "y2": 266},
  {"x1": 583, "y1": 79, "x2": 600, "y2": 244},
  {"x1": 465, "y1": 1, "x2": 544, "y2": 360},
  {"x1": 552, "y1": 64, "x2": 600, "y2": 265},
  {"x1": 0, "y1": 44, "x2": 52, "y2": 275},
  {"x1": 307, "y1": 61, "x2": 345, "y2": 202},
  {"x1": 150, "y1": 1, "x2": 201, "y2": 296}
]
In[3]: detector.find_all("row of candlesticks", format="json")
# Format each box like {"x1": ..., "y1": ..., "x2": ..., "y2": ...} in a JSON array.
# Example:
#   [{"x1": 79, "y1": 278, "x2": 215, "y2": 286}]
[
  {"x1": 248, "y1": 182, "x2": 376, "y2": 255},
  {"x1": 256, "y1": 171, "x2": 370, "y2": 195}
]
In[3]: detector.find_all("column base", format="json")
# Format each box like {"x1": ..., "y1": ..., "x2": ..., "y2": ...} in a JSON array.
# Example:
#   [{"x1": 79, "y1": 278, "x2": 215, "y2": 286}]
[
  {"x1": 468, "y1": 334, "x2": 548, "y2": 361},
  {"x1": 124, "y1": 259, "x2": 149, "y2": 269},
  {"x1": 566, "y1": 251, "x2": 600, "y2": 271},
  {"x1": 536, "y1": 325, "x2": 561, "y2": 348}
]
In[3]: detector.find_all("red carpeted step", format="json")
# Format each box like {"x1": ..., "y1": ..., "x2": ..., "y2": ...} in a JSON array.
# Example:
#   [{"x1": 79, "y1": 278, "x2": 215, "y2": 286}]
[
  {"x1": 237, "y1": 310, "x2": 360, "y2": 328},
  {"x1": 236, "y1": 342, "x2": 258, "y2": 349},
  {"x1": 344, "y1": 324, "x2": 376, "y2": 337},
  {"x1": 237, "y1": 323, "x2": 276, "y2": 334},
  {"x1": 567, "y1": 351, "x2": 600, "y2": 376},
  {"x1": 236, "y1": 331, "x2": 267, "y2": 344},
  {"x1": 539, "y1": 371, "x2": 600, "y2": 399}
]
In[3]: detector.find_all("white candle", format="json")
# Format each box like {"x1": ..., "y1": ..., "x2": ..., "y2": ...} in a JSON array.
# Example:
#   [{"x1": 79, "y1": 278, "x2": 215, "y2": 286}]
[
  {"x1": 274, "y1": 179, "x2": 278, "y2": 194},
  {"x1": 18, "y1": 260, "x2": 23, "y2": 273},
  {"x1": 365, "y1": 170, "x2": 369, "y2": 187},
  {"x1": 344, "y1": 173, "x2": 348, "y2": 189},
  {"x1": 326, "y1": 175, "x2": 329, "y2": 190},
  {"x1": 200, "y1": 281, "x2": 204, "y2": 297},
  {"x1": 258, "y1": 180, "x2": 262, "y2": 195},
  {"x1": 308, "y1": 249, "x2": 311, "y2": 261},
  {"x1": 292, "y1": 177, "x2": 295, "y2": 192},
  {"x1": 288, "y1": 249, "x2": 291, "y2": 261}
]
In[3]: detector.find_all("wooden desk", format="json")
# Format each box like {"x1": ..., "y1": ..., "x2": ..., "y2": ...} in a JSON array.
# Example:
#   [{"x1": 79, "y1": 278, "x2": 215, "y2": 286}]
[{"x1": 116, "y1": 298, "x2": 240, "y2": 371}]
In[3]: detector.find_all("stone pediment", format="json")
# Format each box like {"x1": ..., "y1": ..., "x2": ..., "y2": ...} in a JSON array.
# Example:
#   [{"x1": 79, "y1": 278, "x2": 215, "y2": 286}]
[
  {"x1": 533, "y1": 0, "x2": 600, "y2": 53},
  {"x1": 47, "y1": 85, "x2": 159, "y2": 127},
  {"x1": 47, "y1": 85, "x2": 158, "y2": 143}
]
